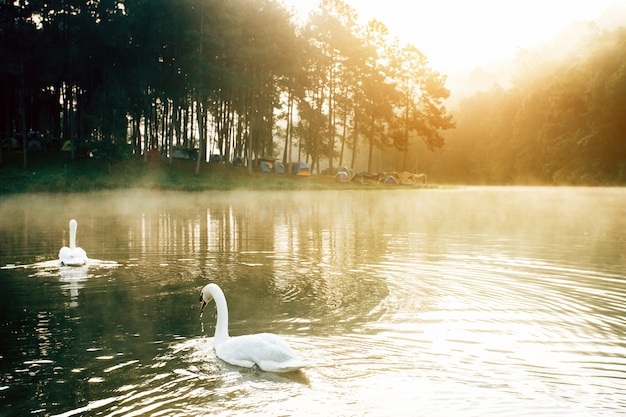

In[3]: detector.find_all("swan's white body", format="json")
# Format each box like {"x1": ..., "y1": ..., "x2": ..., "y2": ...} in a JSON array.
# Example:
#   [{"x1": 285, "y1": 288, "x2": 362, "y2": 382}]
[
  {"x1": 59, "y1": 219, "x2": 87, "y2": 266},
  {"x1": 200, "y1": 283, "x2": 307, "y2": 373}
]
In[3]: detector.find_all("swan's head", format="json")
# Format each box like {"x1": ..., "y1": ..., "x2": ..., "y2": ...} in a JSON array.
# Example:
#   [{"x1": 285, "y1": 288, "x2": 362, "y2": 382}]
[{"x1": 199, "y1": 284, "x2": 215, "y2": 314}]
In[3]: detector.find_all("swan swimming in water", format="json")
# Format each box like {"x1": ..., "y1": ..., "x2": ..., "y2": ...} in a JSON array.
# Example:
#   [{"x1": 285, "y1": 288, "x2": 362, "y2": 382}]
[
  {"x1": 199, "y1": 283, "x2": 307, "y2": 373},
  {"x1": 59, "y1": 219, "x2": 88, "y2": 266}
]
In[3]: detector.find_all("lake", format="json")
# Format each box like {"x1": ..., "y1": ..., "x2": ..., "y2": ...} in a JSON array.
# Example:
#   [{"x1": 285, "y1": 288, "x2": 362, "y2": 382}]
[{"x1": 0, "y1": 187, "x2": 624, "y2": 416}]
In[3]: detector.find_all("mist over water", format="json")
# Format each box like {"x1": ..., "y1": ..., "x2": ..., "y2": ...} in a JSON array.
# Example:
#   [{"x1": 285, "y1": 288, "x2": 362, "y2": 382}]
[{"x1": 0, "y1": 187, "x2": 624, "y2": 416}]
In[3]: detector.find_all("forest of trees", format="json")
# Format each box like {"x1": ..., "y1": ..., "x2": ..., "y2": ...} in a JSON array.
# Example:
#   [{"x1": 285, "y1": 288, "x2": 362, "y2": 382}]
[
  {"x1": 1, "y1": 0, "x2": 624, "y2": 185},
  {"x1": 423, "y1": 25, "x2": 626, "y2": 185},
  {"x1": 0, "y1": 0, "x2": 452, "y2": 175}
]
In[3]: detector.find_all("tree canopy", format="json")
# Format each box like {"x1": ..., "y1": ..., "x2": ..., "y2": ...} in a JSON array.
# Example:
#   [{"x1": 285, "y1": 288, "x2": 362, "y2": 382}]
[
  {"x1": 424, "y1": 26, "x2": 626, "y2": 185},
  {"x1": 2, "y1": 0, "x2": 623, "y2": 185},
  {"x1": 0, "y1": 0, "x2": 452, "y2": 173}
]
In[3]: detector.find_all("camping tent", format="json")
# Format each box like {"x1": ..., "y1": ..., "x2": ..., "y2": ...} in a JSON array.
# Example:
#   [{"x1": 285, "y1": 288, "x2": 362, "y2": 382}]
[
  {"x1": 172, "y1": 148, "x2": 196, "y2": 160},
  {"x1": 291, "y1": 162, "x2": 310, "y2": 176},
  {"x1": 209, "y1": 154, "x2": 223, "y2": 163},
  {"x1": 335, "y1": 171, "x2": 350, "y2": 183},
  {"x1": 258, "y1": 159, "x2": 274, "y2": 173}
]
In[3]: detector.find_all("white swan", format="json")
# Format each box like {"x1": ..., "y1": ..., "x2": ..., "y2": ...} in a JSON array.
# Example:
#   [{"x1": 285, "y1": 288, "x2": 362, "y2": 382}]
[
  {"x1": 199, "y1": 283, "x2": 307, "y2": 373},
  {"x1": 58, "y1": 219, "x2": 88, "y2": 266}
]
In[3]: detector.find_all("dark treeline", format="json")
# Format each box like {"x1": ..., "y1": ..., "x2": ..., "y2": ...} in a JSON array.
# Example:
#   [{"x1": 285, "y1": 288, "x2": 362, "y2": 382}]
[
  {"x1": 0, "y1": 0, "x2": 453, "y2": 174},
  {"x1": 2, "y1": 1, "x2": 624, "y2": 185},
  {"x1": 428, "y1": 26, "x2": 626, "y2": 185}
]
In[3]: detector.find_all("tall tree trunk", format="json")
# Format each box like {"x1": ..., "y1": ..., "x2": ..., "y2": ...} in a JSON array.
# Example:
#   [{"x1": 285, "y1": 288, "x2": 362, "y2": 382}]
[
  {"x1": 246, "y1": 81, "x2": 255, "y2": 175},
  {"x1": 19, "y1": 60, "x2": 27, "y2": 169},
  {"x1": 195, "y1": 97, "x2": 204, "y2": 175},
  {"x1": 338, "y1": 106, "x2": 347, "y2": 167},
  {"x1": 195, "y1": 4, "x2": 205, "y2": 175},
  {"x1": 247, "y1": 120, "x2": 254, "y2": 174},
  {"x1": 351, "y1": 110, "x2": 358, "y2": 169},
  {"x1": 168, "y1": 98, "x2": 176, "y2": 164},
  {"x1": 367, "y1": 117, "x2": 374, "y2": 173},
  {"x1": 68, "y1": 85, "x2": 76, "y2": 160},
  {"x1": 161, "y1": 99, "x2": 168, "y2": 153},
  {"x1": 175, "y1": 106, "x2": 182, "y2": 148},
  {"x1": 327, "y1": 64, "x2": 335, "y2": 172},
  {"x1": 143, "y1": 109, "x2": 149, "y2": 163},
  {"x1": 283, "y1": 89, "x2": 294, "y2": 174},
  {"x1": 402, "y1": 101, "x2": 409, "y2": 171}
]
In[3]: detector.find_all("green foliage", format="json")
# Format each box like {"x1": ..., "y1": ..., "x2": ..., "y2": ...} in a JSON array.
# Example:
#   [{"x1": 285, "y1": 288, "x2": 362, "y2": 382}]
[
  {"x1": 0, "y1": 0, "x2": 453, "y2": 177},
  {"x1": 0, "y1": 153, "x2": 377, "y2": 194},
  {"x1": 2, "y1": 1, "x2": 623, "y2": 185}
]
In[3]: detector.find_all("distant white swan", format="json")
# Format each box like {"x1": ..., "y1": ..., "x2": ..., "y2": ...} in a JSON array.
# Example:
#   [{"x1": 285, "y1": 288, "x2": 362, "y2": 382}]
[
  {"x1": 199, "y1": 283, "x2": 307, "y2": 373},
  {"x1": 59, "y1": 219, "x2": 88, "y2": 266}
]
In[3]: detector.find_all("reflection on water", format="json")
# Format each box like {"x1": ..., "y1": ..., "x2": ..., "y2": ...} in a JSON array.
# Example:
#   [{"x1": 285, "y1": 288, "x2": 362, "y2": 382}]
[
  {"x1": 0, "y1": 187, "x2": 624, "y2": 416},
  {"x1": 58, "y1": 265, "x2": 90, "y2": 308}
]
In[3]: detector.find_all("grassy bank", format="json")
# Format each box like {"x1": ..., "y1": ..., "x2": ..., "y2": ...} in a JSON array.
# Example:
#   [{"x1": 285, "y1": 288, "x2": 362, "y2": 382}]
[{"x1": 0, "y1": 152, "x2": 420, "y2": 194}]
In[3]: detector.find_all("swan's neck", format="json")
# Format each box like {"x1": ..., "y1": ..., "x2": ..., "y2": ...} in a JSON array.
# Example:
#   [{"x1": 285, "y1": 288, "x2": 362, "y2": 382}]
[
  {"x1": 69, "y1": 220, "x2": 77, "y2": 249},
  {"x1": 212, "y1": 287, "x2": 230, "y2": 345}
]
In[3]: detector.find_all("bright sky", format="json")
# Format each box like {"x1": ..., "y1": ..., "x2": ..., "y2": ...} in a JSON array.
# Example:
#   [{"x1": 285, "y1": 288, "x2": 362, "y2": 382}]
[{"x1": 284, "y1": 0, "x2": 626, "y2": 74}]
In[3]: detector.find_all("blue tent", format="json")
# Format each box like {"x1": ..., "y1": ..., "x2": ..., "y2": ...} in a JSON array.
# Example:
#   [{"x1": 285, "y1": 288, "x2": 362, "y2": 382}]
[
  {"x1": 259, "y1": 159, "x2": 274, "y2": 173},
  {"x1": 291, "y1": 162, "x2": 310, "y2": 176}
]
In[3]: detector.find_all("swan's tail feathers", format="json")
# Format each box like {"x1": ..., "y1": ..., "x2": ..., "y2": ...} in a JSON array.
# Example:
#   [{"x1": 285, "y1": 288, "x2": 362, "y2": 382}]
[{"x1": 261, "y1": 358, "x2": 308, "y2": 373}]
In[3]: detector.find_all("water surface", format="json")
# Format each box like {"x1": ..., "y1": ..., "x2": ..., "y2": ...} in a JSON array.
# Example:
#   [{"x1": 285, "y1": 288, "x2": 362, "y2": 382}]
[{"x1": 0, "y1": 187, "x2": 624, "y2": 416}]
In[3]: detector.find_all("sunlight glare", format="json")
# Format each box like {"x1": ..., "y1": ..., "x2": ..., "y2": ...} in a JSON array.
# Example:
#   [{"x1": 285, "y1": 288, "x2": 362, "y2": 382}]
[{"x1": 284, "y1": 0, "x2": 625, "y2": 73}]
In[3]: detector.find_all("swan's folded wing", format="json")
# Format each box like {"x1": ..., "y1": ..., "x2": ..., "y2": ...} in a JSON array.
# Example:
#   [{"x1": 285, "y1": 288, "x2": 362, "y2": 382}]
[
  {"x1": 216, "y1": 333, "x2": 307, "y2": 373},
  {"x1": 251, "y1": 334, "x2": 308, "y2": 372},
  {"x1": 215, "y1": 338, "x2": 256, "y2": 368},
  {"x1": 59, "y1": 247, "x2": 88, "y2": 266}
]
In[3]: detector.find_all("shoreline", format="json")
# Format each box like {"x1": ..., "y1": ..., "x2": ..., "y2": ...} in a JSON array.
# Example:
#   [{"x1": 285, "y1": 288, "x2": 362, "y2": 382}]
[{"x1": 0, "y1": 153, "x2": 433, "y2": 195}]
